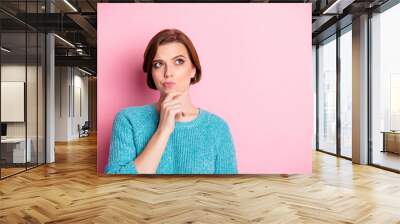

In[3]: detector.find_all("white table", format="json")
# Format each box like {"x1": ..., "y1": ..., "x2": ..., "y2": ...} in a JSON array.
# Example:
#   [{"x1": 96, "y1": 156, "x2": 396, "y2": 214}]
[{"x1": 1, "y1": 138, "x2": 32, "y2": 163}]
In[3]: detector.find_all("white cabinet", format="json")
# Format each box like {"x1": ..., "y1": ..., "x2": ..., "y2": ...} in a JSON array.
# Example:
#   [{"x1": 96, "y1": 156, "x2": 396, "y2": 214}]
[{"x1": 1, "y1": 138, "x2": 32, "y2": 163}]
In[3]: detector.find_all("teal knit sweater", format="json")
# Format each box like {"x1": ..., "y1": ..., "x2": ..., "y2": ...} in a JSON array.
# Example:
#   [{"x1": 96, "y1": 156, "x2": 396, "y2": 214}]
[{"x1": 105, "y1": 104, "x2": 238, "y2": 174}]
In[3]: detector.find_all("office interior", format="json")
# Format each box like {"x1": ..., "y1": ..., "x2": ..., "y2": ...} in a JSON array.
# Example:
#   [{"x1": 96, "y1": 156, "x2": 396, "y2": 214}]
[
  {"x1": 0, "y1": 0, "x2": 97, "y2": 179},
  {"x1": 0, "y1": 0, "x2": 400, "y2": 223}
]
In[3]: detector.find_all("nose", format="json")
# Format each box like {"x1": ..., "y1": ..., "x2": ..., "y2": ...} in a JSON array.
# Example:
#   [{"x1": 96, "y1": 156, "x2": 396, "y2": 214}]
[{"x1": 163, "y1": 64, "x2": 173, "y2": 78}]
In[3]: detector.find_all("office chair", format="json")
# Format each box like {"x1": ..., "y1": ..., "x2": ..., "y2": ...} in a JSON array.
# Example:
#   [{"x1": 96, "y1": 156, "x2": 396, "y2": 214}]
[{"x1": 78, "y1": 121, "x2": 90, "y2": 138}]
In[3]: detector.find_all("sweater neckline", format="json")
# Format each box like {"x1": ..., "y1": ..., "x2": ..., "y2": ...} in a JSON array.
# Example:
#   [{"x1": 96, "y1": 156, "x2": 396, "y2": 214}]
[{"x1": 149, "y1": 103, "x2": 206, "y2": 128}]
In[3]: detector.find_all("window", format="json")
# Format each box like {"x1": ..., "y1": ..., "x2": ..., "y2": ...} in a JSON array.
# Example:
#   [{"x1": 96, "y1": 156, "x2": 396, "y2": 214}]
[
  {"x1": 339, "y1": 27, "x2": 352, "y2": 158},
  {"x1": 317, "y1": 35, "x2": 337, "y2": 154},
  {"x1": 371, "y1": 2, "x2": 400, "y2": 171}
]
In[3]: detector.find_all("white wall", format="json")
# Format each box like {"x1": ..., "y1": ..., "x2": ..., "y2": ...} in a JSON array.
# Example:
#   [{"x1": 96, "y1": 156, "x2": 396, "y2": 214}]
[
  {"x1": 55, "y1": 66, "x2": 69, "y2": 141},
  {"x1": 55, "y1": 67, "x2": 89, "y2": 141},
  {"x1": 70, "y1": 71, "x2": 89, "y2": 139}
]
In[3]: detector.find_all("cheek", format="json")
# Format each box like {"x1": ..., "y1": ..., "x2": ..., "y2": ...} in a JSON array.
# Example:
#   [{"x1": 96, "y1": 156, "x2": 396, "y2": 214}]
[
  {"x1": 177, "y1": 68, "x2": 193, "y2": 84},
  {"x1": 179, "y1": 66, "x2": 193, "y2": 78},
  {"x1": 152, "y1": 69, "x2": 163, "y2": 82}
]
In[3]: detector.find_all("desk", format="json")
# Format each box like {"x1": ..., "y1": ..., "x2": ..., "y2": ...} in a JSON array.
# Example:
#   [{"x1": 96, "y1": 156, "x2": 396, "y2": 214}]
[
  {"x1": 1, "y1": 138, "x2": 32, "y2": 163},
  {"x1": 381, "y1": 131, "x2": 400, "y2": 154}
]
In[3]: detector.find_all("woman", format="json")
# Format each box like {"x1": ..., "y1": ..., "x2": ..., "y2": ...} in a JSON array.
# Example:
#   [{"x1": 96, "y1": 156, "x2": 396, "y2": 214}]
[{"x1": 105, "y1": 29, "x2": 237, "y2": 174}]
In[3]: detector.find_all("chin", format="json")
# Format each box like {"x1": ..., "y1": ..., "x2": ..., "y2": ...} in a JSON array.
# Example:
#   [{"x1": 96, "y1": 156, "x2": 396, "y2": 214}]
[
  {"x1": 164, "y1": 88, "x2": 174, "y2": 92},
  {"x1": 160, "y1": 88, "x2": 174, "y2": 95}
]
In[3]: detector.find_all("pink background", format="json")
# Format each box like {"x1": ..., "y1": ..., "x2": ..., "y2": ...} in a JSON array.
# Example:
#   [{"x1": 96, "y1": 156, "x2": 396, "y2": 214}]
[{"x1": 97, "y1": 3, "x2": 313, "y2": 174}]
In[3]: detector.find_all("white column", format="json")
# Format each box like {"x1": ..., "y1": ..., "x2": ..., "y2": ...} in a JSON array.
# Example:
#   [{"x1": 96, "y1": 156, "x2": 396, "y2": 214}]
[
  {"x1": 352, "y1": 14, "x2": 369, "y2": 164},
  {"x1": 46, "y1": 1, "x2": 55, "y2": 163}
]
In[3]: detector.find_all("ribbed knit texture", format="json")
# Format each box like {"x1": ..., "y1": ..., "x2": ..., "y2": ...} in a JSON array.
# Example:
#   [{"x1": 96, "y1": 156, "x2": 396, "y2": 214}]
[{"x1": 105, "y1": 104, "x2": 238, "y2": 174}]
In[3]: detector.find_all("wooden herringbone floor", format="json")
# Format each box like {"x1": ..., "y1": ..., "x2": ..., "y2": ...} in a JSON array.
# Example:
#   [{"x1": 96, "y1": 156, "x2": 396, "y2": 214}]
[{"x1": 1, "y1": 134, "x2": 400, "y2": 224}]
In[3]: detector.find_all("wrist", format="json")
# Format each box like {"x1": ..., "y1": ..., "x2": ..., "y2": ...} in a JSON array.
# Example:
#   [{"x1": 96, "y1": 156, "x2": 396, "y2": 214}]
[{"x1": 155, "y1": 128, "x2": 171, "y2": 138}]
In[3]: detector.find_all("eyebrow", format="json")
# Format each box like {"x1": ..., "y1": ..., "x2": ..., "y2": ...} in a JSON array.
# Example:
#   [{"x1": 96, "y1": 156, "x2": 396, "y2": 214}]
[{"x1": 153, "y1": 55, "x2": 186, "y2": 62}]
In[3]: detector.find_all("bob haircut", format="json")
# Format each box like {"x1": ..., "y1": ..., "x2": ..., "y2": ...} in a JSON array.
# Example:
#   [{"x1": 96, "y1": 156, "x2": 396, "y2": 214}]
[{"x1": 142, "y1": 29, "x2": 202, "y2": 90}]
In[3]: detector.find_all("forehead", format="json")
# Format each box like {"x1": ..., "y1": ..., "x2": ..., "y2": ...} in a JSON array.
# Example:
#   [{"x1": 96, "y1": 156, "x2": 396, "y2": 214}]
[{"x1": 154, "y1": 42, "x2": 190, "y2": 59}]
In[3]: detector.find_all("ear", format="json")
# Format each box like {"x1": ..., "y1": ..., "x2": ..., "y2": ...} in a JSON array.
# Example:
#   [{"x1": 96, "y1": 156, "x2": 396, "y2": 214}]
[{"x1": 191, "y1": 67, "x2": 196, "y2": 79}]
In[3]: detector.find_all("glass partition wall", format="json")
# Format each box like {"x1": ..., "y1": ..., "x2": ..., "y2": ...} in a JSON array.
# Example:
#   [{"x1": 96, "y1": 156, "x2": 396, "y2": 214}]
[{"x1": 0, "y1": 1, "x2": 46, "y2": 179}]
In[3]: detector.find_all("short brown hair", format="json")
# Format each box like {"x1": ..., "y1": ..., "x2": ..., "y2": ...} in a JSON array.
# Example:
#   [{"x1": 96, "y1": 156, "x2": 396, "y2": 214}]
[{"x1": 142, "y1": 29, "x2": 202, "y2": 90}]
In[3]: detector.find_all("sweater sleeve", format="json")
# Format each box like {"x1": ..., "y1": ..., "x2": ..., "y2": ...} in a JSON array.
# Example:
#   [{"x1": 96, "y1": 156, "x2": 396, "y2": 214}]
[
  {"x1": 105, "y1": 111, "x2": 138, "y2": 174},
  {"x1": 215, "y1": 121, "x2": 238, "y2": 174}
]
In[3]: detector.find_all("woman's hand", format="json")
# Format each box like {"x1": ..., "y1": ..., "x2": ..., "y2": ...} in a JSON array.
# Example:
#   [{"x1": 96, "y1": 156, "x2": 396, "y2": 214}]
[
  {"x1": 134, "y1": 91, "x2": 184, "y2": 174},
  {"x1": 157, "y1": 91, "x2": 183, "y2": 136}
]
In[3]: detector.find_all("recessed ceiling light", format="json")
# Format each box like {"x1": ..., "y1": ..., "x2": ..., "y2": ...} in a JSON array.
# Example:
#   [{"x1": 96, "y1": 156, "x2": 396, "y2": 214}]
[
  {"x1": 322, "y1": 0, "x2": 354, "y2": 15},
  {"x1": 63, "y1": 0, "x2": 78, "y2": 12},
  {"x1": 54, "y1": 34, "x2": 75, "y2": 48},
  {"x1": 1, "y1": 47, "x2": 11, "y2": 53},
  {"x1": 77, "y1": 67, "x2": 93, "y2": 76}
]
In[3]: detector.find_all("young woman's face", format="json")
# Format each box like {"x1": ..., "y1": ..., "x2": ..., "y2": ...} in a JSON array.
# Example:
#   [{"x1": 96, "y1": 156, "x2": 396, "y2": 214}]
[{"x1": 151, "y1": 42, "x2": 196, "y2": 95}]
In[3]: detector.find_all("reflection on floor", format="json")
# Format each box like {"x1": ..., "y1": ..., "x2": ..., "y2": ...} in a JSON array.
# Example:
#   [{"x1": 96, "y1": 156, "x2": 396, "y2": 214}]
[
  {"x1": 0, "y1": 167, "x2": 25, "y2": 178},
  {"x1": 340, "y1": 148, "x2": 352, "y2": 158},
  {"x1": 373, "y1": 150, "x2": 400, "y2": 171},
  {"x1": 0, "y1": 163, "x2": 41, "y2": 178}
]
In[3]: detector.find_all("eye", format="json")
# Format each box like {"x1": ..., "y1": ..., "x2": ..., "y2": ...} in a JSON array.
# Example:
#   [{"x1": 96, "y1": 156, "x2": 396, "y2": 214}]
[
  {"x1": 152, "y1": 62, "x2": 162, "y2": 69},
  {"x1": 175, "y1": 58, "x2": 184, "y2": 65}
]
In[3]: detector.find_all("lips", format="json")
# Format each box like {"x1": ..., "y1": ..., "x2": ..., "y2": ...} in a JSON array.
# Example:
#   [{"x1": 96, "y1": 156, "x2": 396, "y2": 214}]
[{"x1": 163, "y1": 82, "x2": 175, "y2": 88}]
